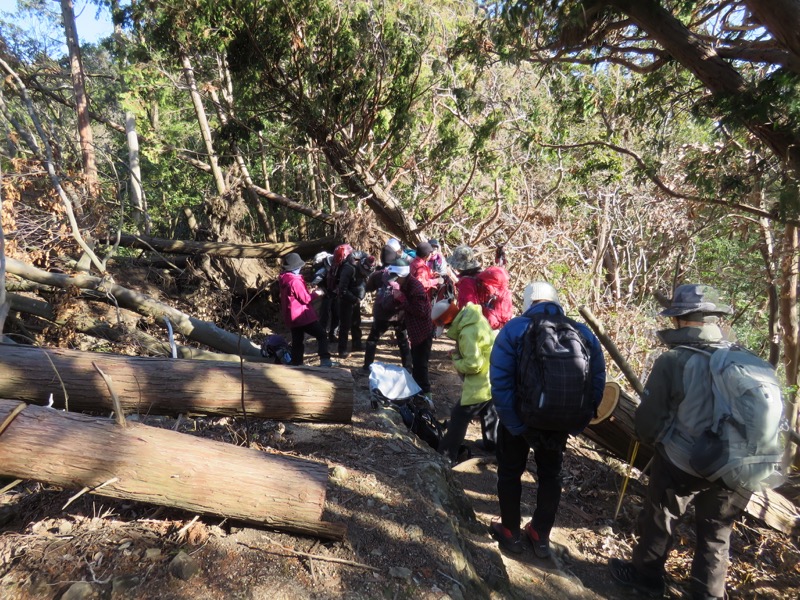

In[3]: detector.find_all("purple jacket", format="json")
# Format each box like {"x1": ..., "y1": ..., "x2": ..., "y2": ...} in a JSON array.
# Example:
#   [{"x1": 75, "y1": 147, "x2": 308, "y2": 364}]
[{"x1": 279, "y1": 272, "x2": 319, "y2": 328}]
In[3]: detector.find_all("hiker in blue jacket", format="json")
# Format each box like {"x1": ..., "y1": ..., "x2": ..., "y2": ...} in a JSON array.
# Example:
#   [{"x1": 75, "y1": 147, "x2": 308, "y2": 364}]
[
  {"x1": 609, "y1": 284, "x2": 745, "y2": 600},
  {"x1": 489, "y1": 281, "x2": 605, "y2": 558}
]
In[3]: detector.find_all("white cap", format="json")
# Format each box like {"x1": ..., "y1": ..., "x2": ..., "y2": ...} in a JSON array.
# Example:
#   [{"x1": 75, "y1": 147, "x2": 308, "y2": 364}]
[
  {"x1": 387, "y1": 238, "x2": 402, "y2": 252},
  {"x1": 523, "y1": 281, "x2": 559, "y2": 311},
  {"x1": 386, "y1": 264, "x2": 410, "y2": 278}
]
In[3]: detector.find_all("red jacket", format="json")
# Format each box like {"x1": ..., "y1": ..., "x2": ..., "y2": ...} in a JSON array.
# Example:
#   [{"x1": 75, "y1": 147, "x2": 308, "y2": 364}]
[
  {"x1": 279, "y1": 272, "x2": 319, "y2": 328},
  {"x1": 410, "y1": 257, "x2": 439, "y2": 292}
]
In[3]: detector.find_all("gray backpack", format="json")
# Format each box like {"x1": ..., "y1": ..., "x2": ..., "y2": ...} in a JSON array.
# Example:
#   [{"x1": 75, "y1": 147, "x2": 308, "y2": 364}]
[{"x1": 677, "y1": 344, "x2": 786, "y2": 492}]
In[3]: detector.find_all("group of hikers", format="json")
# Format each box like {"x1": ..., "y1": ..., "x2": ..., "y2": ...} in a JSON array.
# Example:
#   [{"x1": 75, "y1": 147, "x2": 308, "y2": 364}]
[{"x1": 278, "y1": 240, "x2": 786, "y2": 600}]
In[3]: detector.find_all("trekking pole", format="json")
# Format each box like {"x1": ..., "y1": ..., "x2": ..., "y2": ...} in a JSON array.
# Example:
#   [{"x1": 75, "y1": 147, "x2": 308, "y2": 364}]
[{"x1": 578, "y1": 306, "x2": 646, "y2": 521}]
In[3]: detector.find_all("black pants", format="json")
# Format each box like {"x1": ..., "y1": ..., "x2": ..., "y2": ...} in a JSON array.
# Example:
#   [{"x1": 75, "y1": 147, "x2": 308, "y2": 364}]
[
  {"x1": 290, "y1": 321, "x2": 331, "y2": 366},
  {"x1": 322, "y1": 294, "x2": 339, "y2": 341},
  {"x1": 337, "y1": 298, "x2": 362, "y2": 354},
  {"x1": 632, "y1": 449, "x2": 746, "y2": 598},
  {"x1": 496, "y1": 425, "x2": 568, "y2": 538},
  {"x1": 319, "y1": 294, "x2": 333, "y2": 333},
  {"x1": 364, "y1": 319, "x2": 411, "y2": 369},
  {"x1": 438, "y1": 400, "x2": 499, "y2": 462},
  {"x1": 410, "y1": 334, "x2": 433, "y2": 394}
]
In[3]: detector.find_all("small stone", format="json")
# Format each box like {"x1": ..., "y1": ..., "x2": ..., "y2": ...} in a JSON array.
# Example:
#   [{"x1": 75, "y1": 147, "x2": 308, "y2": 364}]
[
  {"x1": 330, "y1": 465, "x2": 349, "y2": 482},
  {"x1": 111, "y1": 575, "x2": 141, "y2": 596},
  {"x1": 169, "y1": 550, "x2": 200, "y2": 581},
  {"x1": 58, "y1": 521, "x2": 73, "y2": 535},
  {"x1": 389, "y1": 566, "x2": 412, "y2": 580},
  {"x1": 598, "y1": 526, "x2": 613, "y2": 536},
  {"x1": 405, "y1": 525, "x2": 424, "y2": 541},
  {"x1": 370, "y1": 548, "x2": 382, "y2": 556},
  {"x1": 143, "y1": 548, "x2": 162, "y2": 561},
  {"x1": 61, "y1": 581, "x2": 97, "y2": 600}
]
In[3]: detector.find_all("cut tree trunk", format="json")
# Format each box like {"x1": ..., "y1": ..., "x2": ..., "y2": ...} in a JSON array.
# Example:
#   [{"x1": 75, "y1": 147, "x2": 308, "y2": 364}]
[
  {"x1": 584, "y1": 383, "x2": 652, "y2": 470},
  {"x1": 0, "y1": 344, "x2": 353, "y2": 423},
  {"x1": 108, "y1": 234, "x2": 338, "y2": 259},
  {"x1": 585, "y1": 382, "x2": 799, "y2": 535},
  {"x1": 0, "y1": 400, "x2": 345, "y2": 540}
]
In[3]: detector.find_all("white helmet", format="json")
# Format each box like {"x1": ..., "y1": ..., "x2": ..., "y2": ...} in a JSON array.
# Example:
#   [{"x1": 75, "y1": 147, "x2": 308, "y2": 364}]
[{"x1": 523, "y1": 281, "x2": 559, "y2": 311}]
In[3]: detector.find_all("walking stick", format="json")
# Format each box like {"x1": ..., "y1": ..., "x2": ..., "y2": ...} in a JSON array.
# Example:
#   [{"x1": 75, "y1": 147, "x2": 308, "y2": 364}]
[{"x1": 578, "y1": 306, "x2": 647, "y2": 520}]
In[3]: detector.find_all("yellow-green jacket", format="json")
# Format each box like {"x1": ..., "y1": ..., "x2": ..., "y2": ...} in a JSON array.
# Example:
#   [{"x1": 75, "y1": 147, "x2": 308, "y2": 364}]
[{"x1": 446, "y1": 303, "x2": 494, "y2": 406}]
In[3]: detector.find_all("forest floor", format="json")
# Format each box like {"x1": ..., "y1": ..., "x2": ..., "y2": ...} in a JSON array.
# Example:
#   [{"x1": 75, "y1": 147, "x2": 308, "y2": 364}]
[{"x1": 1, "y1": 321, "x2": 799, "y2": 599}]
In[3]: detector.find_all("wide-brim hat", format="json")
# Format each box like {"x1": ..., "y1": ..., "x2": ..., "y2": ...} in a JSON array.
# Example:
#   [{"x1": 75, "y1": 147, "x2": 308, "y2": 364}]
[
  {"x1": 659, "y1": 284, "x2": 733, "y2": 317},
  {"x1": 281, "y1": 252, "x2": 305, "y2": 272},
  {"x1": 448, "y1": 245, "x2": 480, "y2": 271}
]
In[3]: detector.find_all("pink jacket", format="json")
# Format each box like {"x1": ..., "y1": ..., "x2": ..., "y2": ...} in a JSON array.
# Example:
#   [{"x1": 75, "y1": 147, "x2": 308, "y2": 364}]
[
  {"x1": 410, "y1": 257, "x2": 439, "y2": 292},
  {"x1": 279, "y1": 272, "x2": 319, "y2": 328}
]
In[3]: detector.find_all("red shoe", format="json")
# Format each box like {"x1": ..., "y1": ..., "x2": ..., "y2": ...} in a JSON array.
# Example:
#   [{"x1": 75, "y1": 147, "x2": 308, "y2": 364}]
[
  {"x1": 489, "y1": 520, "x2": 524, "y2": 554},
  {"x1": 523, "y1": 521, "x2": 551, "y2": 559}
]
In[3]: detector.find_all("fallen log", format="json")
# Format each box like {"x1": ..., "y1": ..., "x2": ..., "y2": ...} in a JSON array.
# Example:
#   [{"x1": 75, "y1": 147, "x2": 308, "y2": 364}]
[
  {"x1": 6, "y1": 293, "x2": 261, "y2": 362},
  {"x1": 107, "y1": 234, "x2": 339, "y2": 259},
  {"x1": 0, "y1": 400, "x2": 345, "y2": 540},
  {"x1": 4, "y1": 257, "x2": 262, "y2": 357},
  {"x1": 0, "y1": 343, "x2": 353, "y2": 423}
]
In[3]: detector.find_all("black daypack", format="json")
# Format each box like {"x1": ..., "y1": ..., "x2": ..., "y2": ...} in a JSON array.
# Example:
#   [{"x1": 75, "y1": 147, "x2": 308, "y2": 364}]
[
  {"x1": 371, "y1": 387, "x2": 444, "y2": 451},
  {"x1": 394, "y1": 400, "x2": 445, "y2": 451},
  {"x1": 376, "y1": 280, "x2": 402, "y2": 314},
  {"x1": 515, "y1": 313, "x2": 593, "y2": 431}
]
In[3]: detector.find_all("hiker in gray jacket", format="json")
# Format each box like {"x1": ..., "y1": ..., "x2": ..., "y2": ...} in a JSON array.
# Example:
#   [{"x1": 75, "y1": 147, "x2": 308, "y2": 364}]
[{"x1": 609, "y1": 284, "x2": 745, "y2": 600}]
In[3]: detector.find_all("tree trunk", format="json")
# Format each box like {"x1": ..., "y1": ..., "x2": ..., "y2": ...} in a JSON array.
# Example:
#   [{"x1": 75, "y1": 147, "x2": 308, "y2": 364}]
[
  {"x1": 59, "y1": 0, "x2": 97, "y2": 203},
  {"x1": 107, "y1": 233, "x2": 338, "y2": 259},
  {"x1": 211, "y1": 57, "x2": 276, "y2": 241},
  {"x1": 4, "y1": 258, "x2": 263, "y2": 356},
  {"x1": 125, "y1": 112, "x2": 149, "y2": 234},
  {"x1": 0, "y1": 343, "x2": 353, "y2": 423},
  {"x1": 180, "y1": 52, "x2": 227, "y2": 197},
  {"x1": 779, "y1": 224, "x2": 800, "y2": 465},
  {"x1": 0, "y1": 156, "x2": 7, "y2": 336},
  {"x1": 0, "y1": 400, "x2": 346, "y2": 540}
]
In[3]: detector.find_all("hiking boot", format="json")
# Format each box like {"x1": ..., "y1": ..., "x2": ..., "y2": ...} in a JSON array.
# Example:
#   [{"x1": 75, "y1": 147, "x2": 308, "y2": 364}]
[
  {"x1": 608, "y1": 558, "x2": 665, "y2": 598},
  {"x1": 489, "y1": 521, "x2": 524, "y2": 554},
  {"x1": 523, "y1": 522, "x2": 551, "y2": 559},
  {"x1": 319, "y1": 358, "x2": 334, "y2": 368}
]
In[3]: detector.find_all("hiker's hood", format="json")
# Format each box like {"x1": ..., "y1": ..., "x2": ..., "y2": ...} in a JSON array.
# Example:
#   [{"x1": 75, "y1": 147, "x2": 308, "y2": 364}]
[{"x1": 447, "y1": 302, "x2": 484, "y2": 340}]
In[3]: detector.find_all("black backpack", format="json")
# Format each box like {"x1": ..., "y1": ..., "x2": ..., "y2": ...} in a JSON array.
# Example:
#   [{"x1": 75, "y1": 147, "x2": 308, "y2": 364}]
[
  {"x1": 371, "y1": 389, "x2": 444, "y2": 451},
  {"x1": 515, "y1": 313, "x2": 593, "y2": 431},
  {"x1": 376, "y1": 280, "x2": 402, "y2": 314},
  {"x1": 394, "y1": 399, "x2": 445, "y2": 451}
]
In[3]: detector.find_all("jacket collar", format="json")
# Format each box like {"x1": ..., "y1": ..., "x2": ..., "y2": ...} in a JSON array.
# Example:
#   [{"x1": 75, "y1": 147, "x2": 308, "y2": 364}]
[{"x1": 657, "y1": 323, "x2": 725, "y2": 347}]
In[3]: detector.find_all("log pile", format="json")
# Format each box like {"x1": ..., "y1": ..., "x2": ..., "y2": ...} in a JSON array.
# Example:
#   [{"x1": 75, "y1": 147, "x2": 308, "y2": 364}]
[
  {"x1": 0, "y1": 343, "x2": 353, "y2": 423},
  {"x1": 0, "y1": 400, "x2": 345, "y2": 540}
]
